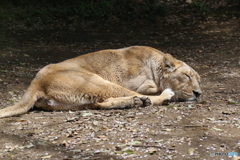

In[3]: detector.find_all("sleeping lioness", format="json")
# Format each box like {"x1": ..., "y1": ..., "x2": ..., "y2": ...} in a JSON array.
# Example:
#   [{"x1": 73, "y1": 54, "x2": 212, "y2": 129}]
[{"x1": 0, "y1": 46, "x2": 202, "y2": 118}]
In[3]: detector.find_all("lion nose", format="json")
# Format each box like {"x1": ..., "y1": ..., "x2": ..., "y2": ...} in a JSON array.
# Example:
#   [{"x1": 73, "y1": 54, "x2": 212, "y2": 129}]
[{"x1": 193, "y1": 90, "x2": 202, "y2": 97}]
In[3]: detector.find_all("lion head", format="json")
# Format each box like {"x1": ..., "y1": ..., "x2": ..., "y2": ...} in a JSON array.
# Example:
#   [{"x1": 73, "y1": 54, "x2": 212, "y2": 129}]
[{"x1": 162, "y1": 54, "x2": 202, "y2": 102}]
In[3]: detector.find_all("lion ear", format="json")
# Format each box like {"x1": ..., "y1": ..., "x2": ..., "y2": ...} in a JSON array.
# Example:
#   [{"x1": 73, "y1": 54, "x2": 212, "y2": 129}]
[{"x1": 163, "y1": 54, "x2": 182, "y2": 72}]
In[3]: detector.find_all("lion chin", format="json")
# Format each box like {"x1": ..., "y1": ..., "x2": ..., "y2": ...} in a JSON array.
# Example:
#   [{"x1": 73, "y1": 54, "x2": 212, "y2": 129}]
[{"x1": 171, "y1": 90, "x2": 201, "y2": 103}]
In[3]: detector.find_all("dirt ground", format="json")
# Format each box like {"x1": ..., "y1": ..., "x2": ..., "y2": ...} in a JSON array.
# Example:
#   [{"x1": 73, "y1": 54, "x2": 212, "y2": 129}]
[{"x1": 0, "y1": 18, "x2": 239, "y2": 160}]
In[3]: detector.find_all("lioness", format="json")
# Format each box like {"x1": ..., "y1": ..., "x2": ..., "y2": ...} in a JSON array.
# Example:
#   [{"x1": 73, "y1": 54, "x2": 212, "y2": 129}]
[{"x1": 0, "y1": 46, "x2": 202, "y2": 118}]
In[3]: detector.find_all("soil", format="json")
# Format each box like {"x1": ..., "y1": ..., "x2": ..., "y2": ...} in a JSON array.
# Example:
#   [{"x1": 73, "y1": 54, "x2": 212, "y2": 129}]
[{"x1": 0, "y1": 18, "x2": 239, "y2": 160}]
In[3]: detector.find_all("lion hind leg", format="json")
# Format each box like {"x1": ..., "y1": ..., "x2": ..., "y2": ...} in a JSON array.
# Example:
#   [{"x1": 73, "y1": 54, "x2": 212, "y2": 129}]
[{"x1": 35, "y1": 92, "x2": 100, "y2": 111}]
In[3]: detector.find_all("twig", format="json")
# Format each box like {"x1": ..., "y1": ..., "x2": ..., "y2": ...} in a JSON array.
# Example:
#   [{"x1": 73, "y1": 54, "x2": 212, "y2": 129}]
[{"x1": 184, "y1": 125, "x2": 208, "y2": 128}]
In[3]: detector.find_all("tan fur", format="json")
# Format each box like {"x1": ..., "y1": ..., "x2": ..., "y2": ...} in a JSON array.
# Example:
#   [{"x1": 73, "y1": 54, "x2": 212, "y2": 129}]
[{"x1": 0, "y1": 46, "x2": 201, "y2": 118}]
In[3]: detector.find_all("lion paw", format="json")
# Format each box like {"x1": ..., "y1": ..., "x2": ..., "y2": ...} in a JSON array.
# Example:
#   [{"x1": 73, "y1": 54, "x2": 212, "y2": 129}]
[
  {"x1": 161, "y1": 88, "x2": 175, "y2": 100},
  {"x1": 133, "y1": 96, "x2": 152, "y2": 108},
  {"x1": 140, "y1": 96, "x2": 152, "y2": 107}
]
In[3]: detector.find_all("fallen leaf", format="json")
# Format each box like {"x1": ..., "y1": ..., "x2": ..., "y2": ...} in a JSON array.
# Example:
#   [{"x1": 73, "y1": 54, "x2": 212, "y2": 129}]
[
  {"x1": 25, "y1": 143, "x2": 35, "y2": 148},
  {"x1": 219, "y1": 88, "x2": 226, "y2": 90},
  {"x1": 65, "y1": 116, "x2": 80, "y2": 122},
  {"x1": 122, "y1": 141, "x2": 141, "y2": 146},
  {"x1": 166, "y1": 105, "x2": 179, "y2": 108},
  {"x1": 121, "y1": 140, "x2": 128, "y2": 144},
  {"x1": 115, "y1": 151, "x2": 123, "y2": 154},
  {"x1": 155, "y1": 139, "x2": 163, "y2": 143},
  {"x1": 97, "y1": 135, "x2": 108, "y2": 141},
  {"x1": 97, "y1": 135, "x2": 106, "y2": 138},
  {"x1": 82, "y1": 112, "x2": 93, "y2": 116},
  {"x1": 115, "y1": 146, "x2": 122, "y2": 151},
  {"x1": 207, "y1": 117, "x2": 215, "y2": 121},
  {"x1": 235, "y1": 124, "x2": 240, "y2": 128},
  {"x1": 162, "y1": 128, "x2": 172, "y2": 132},
  {"x1": 227, "y1": 99, "x2": 238, "y2": 104},
  {"x1": 61, "y1": 140, "x2": 70, "y2": 147},
  {"x1": 212, "y1": 127, "x2": 224, "y2": 131},
  {"x1": 124, "y1": 149, "x2": 134, "y2": 154},
  {"x1": 188, "y1": 148, "x2": 195, "y2": 155},
  {"x1": 222, "y1": 111, "x2": 236, "y2": 115},
  {"x1": 166, "y1": 155, "x2": 173, "y2": 159},
  {"x1": 66, "y1": 133, "x2": 74, "y2": 137},
  {"x1": 23, "y1": 54, "x2": 30, "y2": 57},
  {"x1": 82, "y1": 141, "x2": 89, "y2": 144},
  {"x1": 149, "y1": 147, "x2": 157, "y2": 154},
  {"x1": 41, "y1": 155, "x2": 52, "y2": 159},
  {"x1": 93, "y1": 121, "x2": 99, "y2": 125},
  {"x1": 75, "y1": 121, "x2": 84, "y2": 124}
]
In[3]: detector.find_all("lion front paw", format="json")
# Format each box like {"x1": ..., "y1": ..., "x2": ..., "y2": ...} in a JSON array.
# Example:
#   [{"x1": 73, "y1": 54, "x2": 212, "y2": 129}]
[
  {"x1": 161, "y1": 88, "x2": 175, "y2": 101},
  {"x1": 133, "y1": 96, "x2": 152, "y2": 108}
]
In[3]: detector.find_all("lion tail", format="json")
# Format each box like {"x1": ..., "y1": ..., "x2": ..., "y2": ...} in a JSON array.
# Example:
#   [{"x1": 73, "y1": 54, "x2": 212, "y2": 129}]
[{"x1": 0, "y1": 85, "x2": 41, "y2": 118}]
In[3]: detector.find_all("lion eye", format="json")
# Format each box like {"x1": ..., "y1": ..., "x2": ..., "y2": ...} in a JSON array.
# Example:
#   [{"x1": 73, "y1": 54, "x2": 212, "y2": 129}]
[{"x1": 185, "y1": 74, "x2": 191, "y2": 80}]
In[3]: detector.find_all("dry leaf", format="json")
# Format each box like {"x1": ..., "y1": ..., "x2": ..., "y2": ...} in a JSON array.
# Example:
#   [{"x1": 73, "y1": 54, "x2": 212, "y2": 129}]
[
  {"x1": 149, "y1": 147, "x2": 157, "y2": 154},
  {"x1": 97, "y1": 135, "x2": 106, "y2": 138},
  {"x1": 41, "y1": 155, "x2": 52, "y2": 159},
  {"x1": 188, "y1": 148, "x2": 195, "y2": 155}
]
